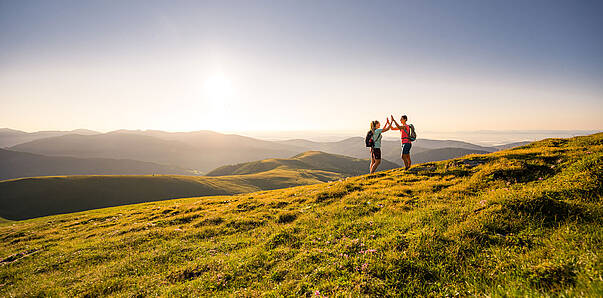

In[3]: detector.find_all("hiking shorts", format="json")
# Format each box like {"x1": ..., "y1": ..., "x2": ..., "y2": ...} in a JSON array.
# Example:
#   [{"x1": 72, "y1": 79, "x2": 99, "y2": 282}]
[
  {"x1": 402, "y1": 143, "x2": 412, "y2": 155},
  {"x1": 371, "y1": 148, "x2": 381, "y2": 160}
]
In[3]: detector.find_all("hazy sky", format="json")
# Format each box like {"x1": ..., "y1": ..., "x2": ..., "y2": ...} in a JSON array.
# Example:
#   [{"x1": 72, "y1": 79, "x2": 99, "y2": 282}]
[{"x1": 1, "y1": 0, "x2": 602, "y2": 133}]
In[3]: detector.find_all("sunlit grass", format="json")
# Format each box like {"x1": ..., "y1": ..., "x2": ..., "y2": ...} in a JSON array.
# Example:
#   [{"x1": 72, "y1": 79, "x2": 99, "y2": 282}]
[{"x1": 0, "y1": 133, "x2": 601, "y2": 296}]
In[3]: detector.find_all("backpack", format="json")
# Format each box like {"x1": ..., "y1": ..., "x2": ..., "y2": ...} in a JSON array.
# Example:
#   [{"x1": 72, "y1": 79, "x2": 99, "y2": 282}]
[
  {"x1": 402, "y1": 124, "x2": 417, "y2": 142},
  {"x1": 365, "y1": 130, "x2": 374, "y2": 147}
]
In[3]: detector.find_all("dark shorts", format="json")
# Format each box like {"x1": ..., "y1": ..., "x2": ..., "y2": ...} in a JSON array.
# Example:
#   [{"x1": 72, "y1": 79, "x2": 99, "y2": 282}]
[
  {"x1": 371, "y1": 148, "x2": 381, "y2": 160},
  {"x1": 402, "y1": 143, "x2": 412, "y2": 155}
]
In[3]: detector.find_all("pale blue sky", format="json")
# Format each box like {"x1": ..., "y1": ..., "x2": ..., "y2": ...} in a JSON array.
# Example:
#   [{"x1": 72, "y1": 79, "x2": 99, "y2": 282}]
[{"x1": 1, "y1": 0, "x2": 602, "y2": 133}]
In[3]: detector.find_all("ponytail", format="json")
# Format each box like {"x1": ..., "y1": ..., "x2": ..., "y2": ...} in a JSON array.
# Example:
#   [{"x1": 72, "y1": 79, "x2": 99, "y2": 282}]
[{"x1": 370, "y1": 120, "x2": 378, "y2": 133}]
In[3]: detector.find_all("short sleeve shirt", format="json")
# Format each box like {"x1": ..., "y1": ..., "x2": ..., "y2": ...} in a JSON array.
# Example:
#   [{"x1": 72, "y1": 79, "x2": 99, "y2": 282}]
[{"x1": 373, "y1": 128, "x2": 383, "y2": 148}]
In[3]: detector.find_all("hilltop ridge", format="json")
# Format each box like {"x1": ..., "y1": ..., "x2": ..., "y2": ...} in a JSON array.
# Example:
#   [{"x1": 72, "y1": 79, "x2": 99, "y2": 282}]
[
  {"x1": 0, "y1": 133, "x2": 601, "y2": 296},
  {"x1": 207, "y1": 150, "x2": 398, "y2": 177}
]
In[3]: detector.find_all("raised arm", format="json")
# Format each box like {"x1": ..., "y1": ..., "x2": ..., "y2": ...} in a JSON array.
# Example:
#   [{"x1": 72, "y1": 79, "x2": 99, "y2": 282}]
[
  {"x1": 390, "y1": 115, "x2": 402, "y2": 130},
  {"x1": 382, "y1": 118, "x2": 392, "y2": 133}
]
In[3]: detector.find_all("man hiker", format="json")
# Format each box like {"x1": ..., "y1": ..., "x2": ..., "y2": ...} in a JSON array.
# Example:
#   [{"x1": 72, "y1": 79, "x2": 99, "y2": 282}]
[{"x1": 390, "y1": 115, "x2": 416, "y2": 170}]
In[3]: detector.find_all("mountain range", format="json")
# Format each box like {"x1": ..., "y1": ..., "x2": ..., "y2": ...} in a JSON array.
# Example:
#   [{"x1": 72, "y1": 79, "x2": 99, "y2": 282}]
[
  {"x1": 0, "y1": 128, "x2": 98, "y2": 148},
  {"x1": 2, "y1": 128, "x2": 515, "y2": 179}
]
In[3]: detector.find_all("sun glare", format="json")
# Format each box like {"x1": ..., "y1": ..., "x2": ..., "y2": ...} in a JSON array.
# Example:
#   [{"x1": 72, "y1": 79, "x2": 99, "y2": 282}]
[
  {"x1": 203, "y1": 73, "x2": 233, "y2": 100},
  {"x1": 199, "y1": 72, "x2": 239, "y2": 129}
]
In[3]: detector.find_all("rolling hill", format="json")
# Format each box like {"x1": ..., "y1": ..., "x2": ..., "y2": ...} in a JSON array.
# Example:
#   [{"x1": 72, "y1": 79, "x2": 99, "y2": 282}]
[
  {"x1": 0, "y1": 170, "x2": 339, "y2": 221},
  {"x1": 0, "y1": 133, "x2": 600, "y2": 296},
  {"x1": 206, "y1": 151, "x2": 399, "y2": 177},
  {"x1": 0, "y1": 151, "x2": 385, "y2": 220},
  {"x1": 0, "y1": 149, "x2": 194, "y2": 180}
]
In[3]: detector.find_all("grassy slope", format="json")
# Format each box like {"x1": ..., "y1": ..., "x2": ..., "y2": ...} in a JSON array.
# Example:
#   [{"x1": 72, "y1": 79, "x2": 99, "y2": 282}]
[
  {"x1": 0, "y1": 169, "x2": 344, "y2": 221},
  {"x1": 207, "y1": 151, "x2": 399, "y2": 177},
  {"x1": 0, "y1": 134, "x2": 601, "y2": 296},
  {"x1": 411, "y1": 147, "x2": 490, "y2": 164},
  {"x1": 0, "y1": 151, "x2": 381, "y2": 221}
]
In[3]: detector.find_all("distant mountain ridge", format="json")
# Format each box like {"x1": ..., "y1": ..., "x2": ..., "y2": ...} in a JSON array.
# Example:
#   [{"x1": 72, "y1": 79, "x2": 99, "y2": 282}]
[
  {"x1": 0, "y1": 128, "x2": 99, "y2": 148},
  {"x1": 9, "y1": 132, "x2": 302, "y2": 172},
  {"x1": 5, "y1": 128, "x2": 525, "y2": 174}
]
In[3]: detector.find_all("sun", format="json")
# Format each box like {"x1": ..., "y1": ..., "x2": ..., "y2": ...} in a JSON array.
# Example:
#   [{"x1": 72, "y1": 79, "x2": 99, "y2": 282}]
[
  {"x1": 200, "y1": 72, "x2": 238, "y2": 128},
  {"x1": 203, "y1": 73, "x2": 232, "y2": 101}
]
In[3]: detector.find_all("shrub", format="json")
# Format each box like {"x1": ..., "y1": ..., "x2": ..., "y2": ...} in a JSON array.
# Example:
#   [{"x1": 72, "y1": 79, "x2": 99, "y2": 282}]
[
  {"x1": 276, "y1": 212, "x2": 297, "y2": 224},
  {"x1": 265, "y1": 229, "x2": 300, "y2": 249},
  {"x1": 526, "y1": 262, "x2": 577, "y2": 290}
]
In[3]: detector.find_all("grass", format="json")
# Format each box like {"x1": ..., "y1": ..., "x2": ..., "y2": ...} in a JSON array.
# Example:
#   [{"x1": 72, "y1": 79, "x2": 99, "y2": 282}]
[
  {"x1": 0, "y1": 133, "x2": 601, "y2": 296},
  {"x1": 0, "y1": 167, "x2": 344, "y2": 220}
]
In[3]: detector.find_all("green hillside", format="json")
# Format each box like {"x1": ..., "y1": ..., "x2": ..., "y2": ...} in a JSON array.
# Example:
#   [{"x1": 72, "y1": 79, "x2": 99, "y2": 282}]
[
  {"x1": 0, "y1": 151, "x2": 384, "y2": 220},
  {"x1": 0, "y1": 169, "x2": 342, "y2": 221},
  {"x1": 0, "y1": 134, "x2": 601, "y2": 296},
  {"x1": 412, "y1": 147, "x2": 490, "y2": 164},
  {"x1": 207, "y1": 151, "x2": 399, "y2": 177}
]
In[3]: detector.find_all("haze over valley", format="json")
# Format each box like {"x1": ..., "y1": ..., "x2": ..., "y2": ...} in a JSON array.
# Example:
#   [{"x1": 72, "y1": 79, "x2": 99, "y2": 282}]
[{"x1": 2, "y1": 127, "x2": 538, "y2": 180}]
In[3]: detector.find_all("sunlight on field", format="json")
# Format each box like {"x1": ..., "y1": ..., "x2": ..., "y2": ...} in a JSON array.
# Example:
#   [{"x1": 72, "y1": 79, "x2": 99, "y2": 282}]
[{"x1": 1, "y1": 133, "x2": 601, "y2": 296}]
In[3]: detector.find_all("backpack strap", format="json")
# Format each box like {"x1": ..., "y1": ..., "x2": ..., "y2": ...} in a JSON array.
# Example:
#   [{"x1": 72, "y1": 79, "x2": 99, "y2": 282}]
[{"x1": 401, "y1": 125, "x2": 410, "y2": 139}]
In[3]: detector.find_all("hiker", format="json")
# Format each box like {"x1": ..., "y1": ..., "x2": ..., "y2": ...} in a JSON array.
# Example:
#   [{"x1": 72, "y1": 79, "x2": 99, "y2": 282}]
[
  {"x1": 366, "y1": 118, "x2": 392, "y2": 173},
  {"x1": 390, "y1": 115, "x2": 416, "y2": 170}
]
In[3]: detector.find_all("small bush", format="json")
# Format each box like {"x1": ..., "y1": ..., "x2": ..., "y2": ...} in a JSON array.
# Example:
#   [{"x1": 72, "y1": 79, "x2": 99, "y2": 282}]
[
  {"x1": 265, "y1": 229, "x2": 300, "y2": 249},
  {"x1": 226, "y1": 218, "x2": 265, "y2": 231},
  {"x1": 526, "y1": 262, "x2": 577, "y2": 289},
  {"x1": 167, "y1": 264, "x2": 210, "y2": 282},
  {"x1": 314, "y1": 182, "x2": 359, "y2": 203},
  {"x1": 195, "y1": 216, "x2": 224, "y2": 227},
  {"x1": 502, "y1": 194, "x2": 579, "y2": 224},
  {"x1": 269, "y1": 269, "x2": 288, "y2": 282},
  {"x1": 276, "y1": 212, "x2": 297, "y2": 224},
  {"x1": 155, "y1": 213, "x2": 202, "y2": 226}
]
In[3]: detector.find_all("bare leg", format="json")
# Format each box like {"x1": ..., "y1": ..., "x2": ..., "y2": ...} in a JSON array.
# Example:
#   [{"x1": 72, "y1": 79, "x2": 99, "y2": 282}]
[
  {"x1": 402, "y1": 154, "x2": 411, "y2": 169},
  {"x1": 369, "y1": 157, "x2": 375, "y2": 173},
  {"x1": 371, "y1": 159, "x2": 381, "y2": 173},
  {"x1": 369, "y1": 149, "x2": 376, "y2": 173}
]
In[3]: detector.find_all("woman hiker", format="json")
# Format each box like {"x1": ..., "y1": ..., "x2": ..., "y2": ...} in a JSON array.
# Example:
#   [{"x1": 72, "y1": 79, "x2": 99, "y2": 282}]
[{"x1": 368, "y1": 118, "x2": 392, "y2": 173}]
